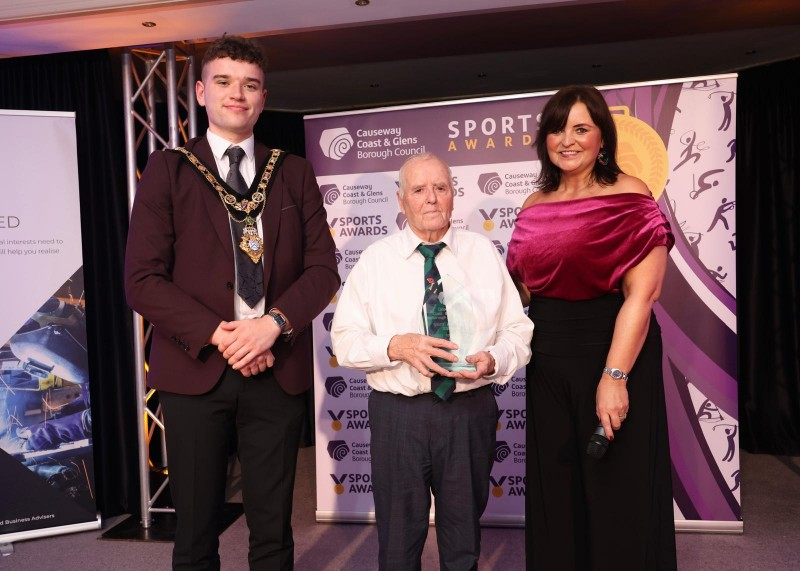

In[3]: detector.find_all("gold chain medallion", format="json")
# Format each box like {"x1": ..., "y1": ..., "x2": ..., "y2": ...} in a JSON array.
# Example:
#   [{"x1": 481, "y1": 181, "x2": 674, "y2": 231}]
[
  {"x1": 174, "y1": 147, "x2": 283, "y2": 263},
  {"x1": 239, "y1": 217, "x2": 264, "y2": 263}
]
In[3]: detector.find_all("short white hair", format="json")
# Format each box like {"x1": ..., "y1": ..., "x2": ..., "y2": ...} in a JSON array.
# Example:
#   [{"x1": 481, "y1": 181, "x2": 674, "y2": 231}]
[{"x1": 397, "y1": 152, "x2": 454, "y2": 197}]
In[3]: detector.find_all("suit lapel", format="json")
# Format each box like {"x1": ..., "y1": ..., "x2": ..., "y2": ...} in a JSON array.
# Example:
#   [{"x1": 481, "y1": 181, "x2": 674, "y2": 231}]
[
  {"x1": 191, "y1": 137, "x2": 236, "y2": 263},
  {"x1": 256, "y1": 142, "x2": 283, "y2": 288}
]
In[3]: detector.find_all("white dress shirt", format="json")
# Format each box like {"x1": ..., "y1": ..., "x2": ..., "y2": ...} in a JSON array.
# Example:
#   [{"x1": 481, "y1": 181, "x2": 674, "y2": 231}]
[
  {"x1": 206, "y1": 129, "x2": 266, "y2": 320},
  {"x1": 331, "y1": 224, "x2": 533, "y2": 396}
]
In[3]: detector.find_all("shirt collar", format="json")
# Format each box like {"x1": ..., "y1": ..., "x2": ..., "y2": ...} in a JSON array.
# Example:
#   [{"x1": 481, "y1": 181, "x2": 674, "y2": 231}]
[
  {"x1": 206, "y1": 129, "x2": 255, "y2": 164},
  {"x1": 400, "y1": 224, "x2": 457, "y2": 259}
]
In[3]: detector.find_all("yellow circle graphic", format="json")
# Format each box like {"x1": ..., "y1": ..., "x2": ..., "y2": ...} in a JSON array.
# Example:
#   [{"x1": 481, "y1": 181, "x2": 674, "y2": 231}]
[
  {"x1": 492, "y1": 486, "x2": 504, "y2": 498},
  {"x1": 483, "y1": 220, "x2": 495, "y2": 231},
  {"x1": 334, "y1": 484, "x2": 345, "y2": 495},
  {"x1": 329, "y1": 356, "x2": 339, "y2": 367},
  {"x1": 331, "y1": 420, "x2": 342, "y2": 431},
  {"x1": 610, "y1": 107, "x2": 669, "y2": 200}
]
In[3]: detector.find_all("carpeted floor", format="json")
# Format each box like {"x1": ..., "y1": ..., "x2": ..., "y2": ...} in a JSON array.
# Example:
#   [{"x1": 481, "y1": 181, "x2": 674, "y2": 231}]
[{"x1": 1, "y1": 450, "x2": 797, "y2": 570}]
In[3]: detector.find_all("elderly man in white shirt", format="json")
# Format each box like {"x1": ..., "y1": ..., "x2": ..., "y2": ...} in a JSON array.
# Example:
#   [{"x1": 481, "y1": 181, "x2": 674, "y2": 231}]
[{"x1": 331, "y1": 152, "x2": 533, "y2": 571}]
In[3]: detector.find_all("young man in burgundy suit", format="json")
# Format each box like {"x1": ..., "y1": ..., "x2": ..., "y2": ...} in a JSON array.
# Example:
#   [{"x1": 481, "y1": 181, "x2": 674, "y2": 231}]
[{"x1": 125, "y1": 36, "x2": 339, "y2": 570}]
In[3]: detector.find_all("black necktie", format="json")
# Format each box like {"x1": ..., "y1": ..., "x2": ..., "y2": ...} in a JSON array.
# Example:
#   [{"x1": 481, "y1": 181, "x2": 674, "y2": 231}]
[
  {"x1": 417, "y1": 243, "x2": 454, "y2": 400},
  {"x1": 225, "y1": 146, "x2": 263, "y2": 308}
]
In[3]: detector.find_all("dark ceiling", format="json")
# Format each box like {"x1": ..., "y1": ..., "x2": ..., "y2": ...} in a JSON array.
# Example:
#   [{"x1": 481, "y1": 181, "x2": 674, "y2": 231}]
[{"x1": 258, "y1": 1, "x2": 800, "y2": 71}]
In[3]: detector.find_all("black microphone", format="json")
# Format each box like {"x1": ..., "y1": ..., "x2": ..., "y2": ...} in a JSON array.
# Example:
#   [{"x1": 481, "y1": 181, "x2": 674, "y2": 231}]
[{"x1": 586, "y1": 422, "x2": 609, "y2": 459}]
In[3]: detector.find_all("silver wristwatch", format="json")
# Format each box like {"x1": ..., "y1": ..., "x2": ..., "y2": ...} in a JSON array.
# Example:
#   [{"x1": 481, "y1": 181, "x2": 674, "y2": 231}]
[
  {"x1": 602, "y1": 367, "x2": 629, "y2": 381},
  {"x1": 268, "y1": 309, "x2": 289, "y2": 334}
]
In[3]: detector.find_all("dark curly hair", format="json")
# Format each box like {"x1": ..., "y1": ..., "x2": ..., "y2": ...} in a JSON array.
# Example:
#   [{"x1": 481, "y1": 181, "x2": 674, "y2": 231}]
[
  {"x1": 201, "y1": 35, "x2": 268, "y2": 79},
  {"x1": 534, "y1": 85, "x2": 623, "y2": 192}
]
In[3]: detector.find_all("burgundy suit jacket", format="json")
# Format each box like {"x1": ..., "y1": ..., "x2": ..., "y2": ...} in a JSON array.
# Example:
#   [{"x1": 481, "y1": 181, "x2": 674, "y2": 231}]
[{"x1": 125, "y1": 136, "x2": 340, "y2": 395}]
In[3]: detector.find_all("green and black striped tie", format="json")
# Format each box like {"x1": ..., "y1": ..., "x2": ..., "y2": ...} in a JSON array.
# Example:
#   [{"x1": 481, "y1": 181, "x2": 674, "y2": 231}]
[{"x1": 417, "y1": 243, "x2": 454, "y2": 400}]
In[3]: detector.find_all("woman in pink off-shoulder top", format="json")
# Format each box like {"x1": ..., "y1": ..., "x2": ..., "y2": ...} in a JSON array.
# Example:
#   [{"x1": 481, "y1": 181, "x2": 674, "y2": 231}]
[{"x1": 507, "y1": 85, "x2": 677, "y2": 571}]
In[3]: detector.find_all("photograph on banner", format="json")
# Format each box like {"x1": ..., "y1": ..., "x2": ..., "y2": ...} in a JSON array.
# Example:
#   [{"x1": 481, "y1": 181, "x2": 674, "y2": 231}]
[
  {"x1": 0, "y1": 270, "x2": 94, "y2": 508},
  {"x1": 306, "y1": 75, "x2": 739, "y2": 528}
]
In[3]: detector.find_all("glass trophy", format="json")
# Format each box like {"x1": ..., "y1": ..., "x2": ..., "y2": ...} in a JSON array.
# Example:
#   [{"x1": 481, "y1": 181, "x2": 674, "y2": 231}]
[{"x1": 421, "y1": 274, "x2": 477, "y2": 372}]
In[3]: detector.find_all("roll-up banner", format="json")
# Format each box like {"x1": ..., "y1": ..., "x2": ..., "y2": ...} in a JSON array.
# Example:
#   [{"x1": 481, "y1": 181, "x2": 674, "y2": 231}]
[
  {"x1": 306, "y1": 75, "x2": 740, "y2": 531},
  {"x1": 0, "y1": 110, "x2": 100, "y2": 542}
]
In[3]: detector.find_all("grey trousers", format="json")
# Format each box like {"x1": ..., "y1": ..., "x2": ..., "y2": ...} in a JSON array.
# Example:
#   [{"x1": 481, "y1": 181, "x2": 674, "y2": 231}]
[{"x1": 369, "y1": 385, "x2": 498, "y2": 571}]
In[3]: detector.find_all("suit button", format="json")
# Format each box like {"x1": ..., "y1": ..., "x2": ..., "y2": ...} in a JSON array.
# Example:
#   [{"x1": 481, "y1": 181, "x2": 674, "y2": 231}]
[{"x1": 226, "y1": 282, "x2": 234, "y2": 290}]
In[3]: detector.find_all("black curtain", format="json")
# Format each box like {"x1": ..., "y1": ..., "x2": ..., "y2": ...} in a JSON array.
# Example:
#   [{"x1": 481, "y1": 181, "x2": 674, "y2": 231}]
[
  {"x1": 738, "y1": 57, "x2": 800, "y2": 455},
  {"x1": 0, "y1": 50, "x2": 139, "y2": 516}
]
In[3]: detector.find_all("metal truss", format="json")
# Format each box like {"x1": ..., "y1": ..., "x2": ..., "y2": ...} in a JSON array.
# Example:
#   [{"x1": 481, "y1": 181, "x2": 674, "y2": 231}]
[{"x1": 122, "y1": 43, "x2": 197, "y2": 528}]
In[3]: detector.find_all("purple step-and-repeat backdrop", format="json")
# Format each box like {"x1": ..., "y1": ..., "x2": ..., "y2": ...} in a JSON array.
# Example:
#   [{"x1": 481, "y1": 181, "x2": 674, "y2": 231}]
[{"x1": 305, "y1": 75, "x2": 740, "y2": 530}]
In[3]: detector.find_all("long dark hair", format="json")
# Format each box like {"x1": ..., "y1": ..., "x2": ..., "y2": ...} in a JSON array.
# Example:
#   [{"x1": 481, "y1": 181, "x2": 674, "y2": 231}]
[{"x1": 534, "y1": 85, "x2": 623, "y2": 192}]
